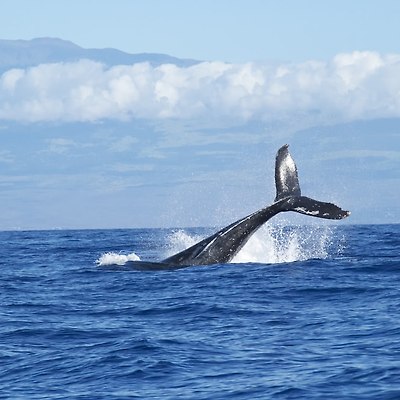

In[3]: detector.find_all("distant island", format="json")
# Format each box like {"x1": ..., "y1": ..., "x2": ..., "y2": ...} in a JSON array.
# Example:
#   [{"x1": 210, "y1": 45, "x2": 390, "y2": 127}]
[{"x1": 0, "y1": 37, "x2": 199, "y2": 73}]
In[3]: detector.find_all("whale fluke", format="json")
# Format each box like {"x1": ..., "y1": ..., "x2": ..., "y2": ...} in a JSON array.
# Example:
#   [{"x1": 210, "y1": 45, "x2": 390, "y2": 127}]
[
  {"x1": 275, "y1": 144, "x2": 301, "y2": 201},
  {"x1": 274, "y1": 145, "x2": 350, "y2": 220},
  {"x1": 285, "y1": 196, "x2": 350, "y2": 220}
]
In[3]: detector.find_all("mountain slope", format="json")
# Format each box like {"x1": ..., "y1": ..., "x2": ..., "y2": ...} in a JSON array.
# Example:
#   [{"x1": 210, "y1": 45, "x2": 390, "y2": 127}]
[{"x1": 0, "y1": 37, "x2": 199, "y2": 72}]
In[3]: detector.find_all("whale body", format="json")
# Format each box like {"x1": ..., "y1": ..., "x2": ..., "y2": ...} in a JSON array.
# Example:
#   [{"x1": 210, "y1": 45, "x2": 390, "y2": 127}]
[{"x1": 126, "y1": 145, "x2": 349, "y2": 270}]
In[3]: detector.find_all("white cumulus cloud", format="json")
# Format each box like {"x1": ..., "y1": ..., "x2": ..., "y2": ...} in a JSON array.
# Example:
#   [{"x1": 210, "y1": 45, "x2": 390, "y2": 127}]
[{"x1": 1, "y1": 51, "x2": 400, "y2": 124}]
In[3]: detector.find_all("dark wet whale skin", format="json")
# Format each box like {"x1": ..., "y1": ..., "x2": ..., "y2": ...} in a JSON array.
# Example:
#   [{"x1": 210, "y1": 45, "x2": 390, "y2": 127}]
[{"x1": 129, "y1": 145, "x2": 350, "y2": 270}]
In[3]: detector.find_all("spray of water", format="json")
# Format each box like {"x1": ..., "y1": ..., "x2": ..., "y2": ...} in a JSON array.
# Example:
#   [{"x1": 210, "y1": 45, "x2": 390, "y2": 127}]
[
  {"x1": 164, "y1": 224, "x2": 338, "y2": 264},
  {"x1": 231, "y1": 224, "x2": 334, "y2": 264},
  {"x1": 163, "y1": 229, "x2": 205, "y2": 258},
  {"x1": 96, "y1": 224, "x2": 340, "y2": 267},
  {"x1": 96, "y1": 251, "x2": 140, "y2": 266}
]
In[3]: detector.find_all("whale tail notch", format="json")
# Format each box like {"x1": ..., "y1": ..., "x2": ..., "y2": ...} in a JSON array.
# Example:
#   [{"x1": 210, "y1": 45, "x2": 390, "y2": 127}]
[{"x1": 274, "y1": 145, "x2": 350, "y2": 220}]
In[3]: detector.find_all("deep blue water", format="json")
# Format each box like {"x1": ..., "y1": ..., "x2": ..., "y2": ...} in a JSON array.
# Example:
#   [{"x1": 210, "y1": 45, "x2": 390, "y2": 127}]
[{"x1": 0, "y1": 224, "x2": 400, "y2": 399}]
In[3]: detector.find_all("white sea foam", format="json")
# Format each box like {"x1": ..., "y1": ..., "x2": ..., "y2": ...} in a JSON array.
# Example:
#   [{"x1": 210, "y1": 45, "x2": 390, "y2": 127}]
[{"x1": 96, "y1": 252, "x2": 140, "y2": 266}]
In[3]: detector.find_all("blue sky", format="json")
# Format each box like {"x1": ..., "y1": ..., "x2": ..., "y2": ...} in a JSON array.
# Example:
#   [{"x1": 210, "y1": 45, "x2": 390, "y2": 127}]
[
  {"x1": 0, "y1": 1, "x2": 400, "y2": 229},
  {"x1": 2, "y1": 0, "x2": 400, "y2": 62}
]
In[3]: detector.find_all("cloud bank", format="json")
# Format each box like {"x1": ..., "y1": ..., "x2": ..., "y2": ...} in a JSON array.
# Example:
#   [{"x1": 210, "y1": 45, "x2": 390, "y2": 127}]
[{"x1": 1, "y1": 51, "x2": 400, "y2": 124}]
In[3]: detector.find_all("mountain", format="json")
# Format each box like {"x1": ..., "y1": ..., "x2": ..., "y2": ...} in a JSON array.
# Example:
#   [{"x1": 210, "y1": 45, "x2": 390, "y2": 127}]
[
  {"x1": 0, "y1": 37, "x2": 199, "y2": 72},
  {"x1": 0, "y1": 38, "x2": 398, "y2": 228}
]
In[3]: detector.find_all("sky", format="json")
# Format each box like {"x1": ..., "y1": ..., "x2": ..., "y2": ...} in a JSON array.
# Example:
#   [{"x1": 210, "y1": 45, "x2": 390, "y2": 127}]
[
  {"x1": 0, "y1": 1, "x2": 400, "y2": 229},
  {"x1": 2, "y1": 0, "x2": 400, "y2": 63}
]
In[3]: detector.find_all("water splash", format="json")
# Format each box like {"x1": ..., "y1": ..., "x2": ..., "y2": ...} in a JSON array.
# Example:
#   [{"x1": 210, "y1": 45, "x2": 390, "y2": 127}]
[
  {"x1": 165, "y1": 225, "x2": 339, "y2": 265},
  {"x1": 96, "y1": 224, "x2": 341, "y2": 267},
  {"x1": 232, "y1": 224, "x2": 336, "y2": 264},
  {"x1": 163, "y1": 229, "x2": 205, "y2": 258},
  {"x1": 96, "y1": 252, "x2": 140, "y2": 266}
]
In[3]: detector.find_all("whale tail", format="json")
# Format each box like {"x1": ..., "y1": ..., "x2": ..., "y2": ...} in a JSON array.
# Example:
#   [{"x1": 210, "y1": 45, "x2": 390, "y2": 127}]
[{"x1": 275, "y1": 145, "x2": 350, "y2": 220}]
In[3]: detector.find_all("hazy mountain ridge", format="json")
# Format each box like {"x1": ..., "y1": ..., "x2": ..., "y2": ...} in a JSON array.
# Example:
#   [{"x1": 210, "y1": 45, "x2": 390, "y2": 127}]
[
  {"x1": 0, "y1": 37, "x2": 199, "y2": 72},
  {"x1": 0, "y1": 37, "x2": 399, "y2": 227}
]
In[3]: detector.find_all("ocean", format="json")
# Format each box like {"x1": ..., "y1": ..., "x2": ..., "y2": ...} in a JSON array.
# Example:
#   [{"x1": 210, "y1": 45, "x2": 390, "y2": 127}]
[{"x1": 0, "y1": 224, "x2": 399, "y2": 399}]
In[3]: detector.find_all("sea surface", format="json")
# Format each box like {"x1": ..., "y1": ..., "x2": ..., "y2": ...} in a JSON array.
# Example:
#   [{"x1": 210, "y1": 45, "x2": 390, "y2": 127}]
[{"x1": 0, "y1": 224, "x2": 399, "y2": 399}]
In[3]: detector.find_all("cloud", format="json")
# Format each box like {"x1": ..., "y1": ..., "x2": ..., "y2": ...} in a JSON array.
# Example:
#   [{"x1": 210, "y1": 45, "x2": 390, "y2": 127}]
[
  {"x1": 1, "y1": 52, "x2": 400, "y2": 124},
  {"x1": 321, "y1": 149, "x2": 400, "y2": 161},
  {"x1": 111, "y1": 163, "x2": 154, "y2": 173},
  {"x1": 46, "y1": 138, "x2": 78, "y2": 154},
  {"x1": 0, "y1": 150, "x2": 13, "y2": 163},
  {"x1": 110, "y1": 135, "x2": 138, "y2": 152}
]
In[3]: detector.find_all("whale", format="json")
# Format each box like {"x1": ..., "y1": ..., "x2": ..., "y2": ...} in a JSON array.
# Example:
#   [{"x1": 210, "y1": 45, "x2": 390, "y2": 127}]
[{"x1": 125, "y1": 145, "x2": 350, "y2": 270}]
